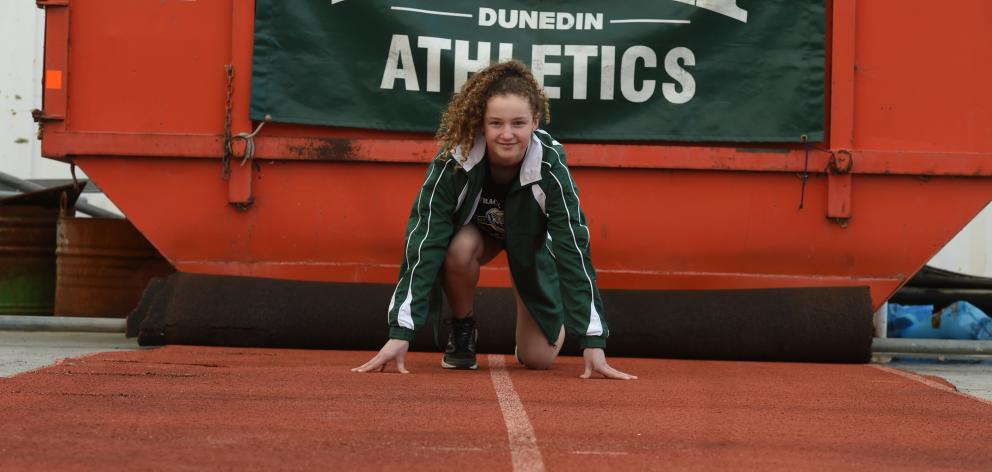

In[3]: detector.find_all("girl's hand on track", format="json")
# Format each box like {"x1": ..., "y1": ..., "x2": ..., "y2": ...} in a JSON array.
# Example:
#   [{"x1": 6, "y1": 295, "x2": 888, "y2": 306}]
[
  {"x1": 581, "y1": 348, "x2": 637, "y2": 380},
  {"x1": 352, "y1": 339, "x2": 410, "y2": 373}
]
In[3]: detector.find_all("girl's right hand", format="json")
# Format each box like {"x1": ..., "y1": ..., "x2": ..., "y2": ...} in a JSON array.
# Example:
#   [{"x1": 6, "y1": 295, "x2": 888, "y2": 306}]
[
  {"x1": 580, "y1": 348, "x2": 637, "y2": 380},
  {"x1": 351, "y1": 339, "x2": 411, "y2": 373}
]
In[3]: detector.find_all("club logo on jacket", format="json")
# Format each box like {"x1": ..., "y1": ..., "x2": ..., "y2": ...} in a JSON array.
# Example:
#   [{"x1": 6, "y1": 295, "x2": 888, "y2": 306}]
[{"x1": 477, "y1": 206, "x2": 506, "y2": 240}]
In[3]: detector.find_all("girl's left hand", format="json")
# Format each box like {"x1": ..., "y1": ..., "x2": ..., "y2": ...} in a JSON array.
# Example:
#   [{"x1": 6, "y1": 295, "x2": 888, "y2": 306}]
[{"x1": 581, "y1": 348, "x2": 638, "y2": 380}]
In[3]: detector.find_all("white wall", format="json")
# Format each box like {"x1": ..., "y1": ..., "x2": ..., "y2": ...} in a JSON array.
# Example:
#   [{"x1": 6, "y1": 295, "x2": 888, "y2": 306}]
[
  {"x1": 0, "y1": 2, "x2": 120, "y2": 216},
  {"x1": 929, "y1": 203, "x2": 992, "y2": 278}
]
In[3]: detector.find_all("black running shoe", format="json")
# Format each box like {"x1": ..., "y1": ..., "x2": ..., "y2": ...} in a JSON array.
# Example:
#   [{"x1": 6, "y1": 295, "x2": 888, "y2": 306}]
[{"x1": 442, "y1": 316, "x2": 478, "y2": 370}]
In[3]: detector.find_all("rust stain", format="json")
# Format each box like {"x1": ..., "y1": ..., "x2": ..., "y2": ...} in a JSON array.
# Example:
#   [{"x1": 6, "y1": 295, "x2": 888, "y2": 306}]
[
  {"x1": 288, "y1": 138, "x2": 360, "y2": 161},
  {"x1": 55, "y1": 217, "x2": 175, "y2": 317}
]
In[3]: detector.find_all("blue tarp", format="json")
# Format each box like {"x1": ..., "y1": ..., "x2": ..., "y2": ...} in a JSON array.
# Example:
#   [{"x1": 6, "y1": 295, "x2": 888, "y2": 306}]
[{"x1": 888, "y1": 301, "x2": 992, "y2": 340}]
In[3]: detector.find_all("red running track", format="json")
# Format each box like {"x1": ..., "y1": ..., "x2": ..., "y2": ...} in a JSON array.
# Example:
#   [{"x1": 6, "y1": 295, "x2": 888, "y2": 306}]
[{"x1": 1, "y1": 346, "x2": 991, "y2": 471}]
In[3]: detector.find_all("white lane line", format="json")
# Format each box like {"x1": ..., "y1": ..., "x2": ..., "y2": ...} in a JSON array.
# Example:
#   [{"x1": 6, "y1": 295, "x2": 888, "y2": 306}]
[
  {"x1": 489, "y1": 355, "x2": 545, "y2": 472},
  {"x1": 870, "y1": 365, "x2": 992, "y2": 407}
]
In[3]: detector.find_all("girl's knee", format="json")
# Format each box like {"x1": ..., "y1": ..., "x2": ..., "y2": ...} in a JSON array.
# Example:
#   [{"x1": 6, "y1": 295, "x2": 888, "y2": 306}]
[
  {"x1": 445, "y1": 241, "x2": 481, "y2": 273},
  {"x1": 444, "y1": 245, "x2": 474, "y2": 273},
  {"x1": 445, "y1": 226, "x2": 484, "y2": 270},
  {"x1": 523, "y1": 358, "x2": 554, "y2": 370},
  {"x1": 516, "y1": 348, "x2": 555, "y2": 370}
]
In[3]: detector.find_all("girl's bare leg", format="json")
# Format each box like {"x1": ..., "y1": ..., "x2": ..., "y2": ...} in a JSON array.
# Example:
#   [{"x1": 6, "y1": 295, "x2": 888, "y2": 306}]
[
  {"x1": 442, "y1": 224, "x2": 502, "y2": 318},
  {"x1": 513, "y1": 284, "x2": 565, "y2": 369},
  {"x1": 445, "y1": 223, "x2": 561, "y2": 368}
]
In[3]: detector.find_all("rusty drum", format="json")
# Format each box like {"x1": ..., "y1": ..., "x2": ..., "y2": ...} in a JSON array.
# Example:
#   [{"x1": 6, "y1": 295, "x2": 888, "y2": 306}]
[
  {"x1": 0, "y1": 205, "x2": 59, "y2": 315},
  {"x1": 55, "y1": 217, "x2": 175, "y2": 317}
]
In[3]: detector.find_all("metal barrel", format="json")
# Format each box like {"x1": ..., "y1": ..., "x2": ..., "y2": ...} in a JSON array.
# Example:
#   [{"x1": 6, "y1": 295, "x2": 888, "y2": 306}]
[
  {"x1": 0, "y1": 206, "x2": 59, "y2": 315},
  {"x1": 54, "y1": 217, "x2": 174, "y2": 318}
]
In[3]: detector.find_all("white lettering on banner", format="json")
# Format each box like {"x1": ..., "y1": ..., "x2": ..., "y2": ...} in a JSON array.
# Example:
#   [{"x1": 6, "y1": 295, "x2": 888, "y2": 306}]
[
  {"x1": 564, "y1": 45, "x2": 597, "y2": 100},
  {"x1": 499, "y1": 9, "x2": 517, "y2": 28},
  {"x1": 454, "y1": 40, "x2": 492, "y2": 92},
  {"x1": 672, "y1": 0, "x2": 748, "y2": 23},
  {"x1": 585, "y1": 13, "x2": 603, "y2": 30},
  {"x1": 519, "y1": 11, "x2": 537, "y2": 29},
  {"x1": 480, "y1": 8, "x2": 604, "y2": 31},
  {"x1": 381, "y1": 34, "x2": 419, "y2": 91},
  {"x1": 663, "y1": 47, "x2": 696, "y2": 104},
  {"x1": 498, "y1": 43, "x2": 514, "y2": 62},
  {"x1": 479, "y1": 7, "x2": 497, "y2": 26},
  {"x1": 380, "y1": 36, "x2": 696, "y2": 104},
  {"x1": 538, "y1": 12, "x2": 554, "y2": 30},
  {"x1": 418, "y1": 36, "x2": 451, "y2": 92},
  {"x1": 620, "y1": 46, "x2": 656, "y2": 103},
  {"x1": 531, "y1": 45, "x2": 562, "y2": 99},
  {"x1": 600, "y1": 46, "x2": 616, "y2": 100}
]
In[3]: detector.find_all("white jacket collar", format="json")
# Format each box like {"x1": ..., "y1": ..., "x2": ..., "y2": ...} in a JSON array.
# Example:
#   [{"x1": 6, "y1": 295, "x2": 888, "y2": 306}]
[
  {"x1": 518, "y1": 133, "x2": 544, "y2": 186},
  {"x1": 455, "y1": 132, "x2": 544, "y2": 187},
  {"x1": 453, "y1": 134, "x2": 486, "y2": 171}
]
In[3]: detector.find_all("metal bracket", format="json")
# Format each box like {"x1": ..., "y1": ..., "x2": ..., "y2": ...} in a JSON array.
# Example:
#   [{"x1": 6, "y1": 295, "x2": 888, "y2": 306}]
[
  {"x1": 829, "y1": 150, "x2": 854, "y2": 175},
  {"x1": 827, "y1": 150, "x2": 854, "y2": 227},
  {"x1": 36, "y1": 0, "x2": 68, "y2": 8},
  {"x1": 224, "y1": 2, "x2": 257, "y2": 211},
  {"x1": 31, "y1": 109, "x2": 64, "y2": 123}
]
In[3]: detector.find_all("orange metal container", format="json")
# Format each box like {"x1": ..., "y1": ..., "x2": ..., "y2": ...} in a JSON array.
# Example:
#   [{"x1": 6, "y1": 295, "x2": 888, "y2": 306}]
[{"x1": 35, "y1": 0, "x2": 992, "y2": 311}]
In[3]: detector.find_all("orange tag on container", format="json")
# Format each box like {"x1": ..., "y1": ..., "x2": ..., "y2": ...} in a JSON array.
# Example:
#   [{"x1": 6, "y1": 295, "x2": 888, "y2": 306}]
[{"x1": 45, "y1": 70, "x2": 63, "y2": 90}]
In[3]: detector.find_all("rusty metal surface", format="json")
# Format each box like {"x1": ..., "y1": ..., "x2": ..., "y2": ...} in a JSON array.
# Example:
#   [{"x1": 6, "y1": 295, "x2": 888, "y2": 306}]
[
  {"x1": 0, "y1": 206, "x2": 58, "y2": 315},
  {"x1": 54, "y1": 217, "x2": 174, "y2": 318},
  {"x1": 37, "y1": 132, "x2": 992, "y2": 177},
  {"x1": 0, "y1": 185, "x2": 81, "y2": 316}
]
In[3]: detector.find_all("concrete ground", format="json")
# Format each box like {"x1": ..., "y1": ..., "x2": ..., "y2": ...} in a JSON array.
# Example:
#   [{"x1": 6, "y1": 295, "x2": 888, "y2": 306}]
[
  {"x1": 887, "y1": 359, "x2": 992, "y2": 400},
  {"x1": 0, "y1": 331, "x2": 141, "y2": 378},
  {"x1": 2, "y1": 330, "x2": 991, "y2": 402}
]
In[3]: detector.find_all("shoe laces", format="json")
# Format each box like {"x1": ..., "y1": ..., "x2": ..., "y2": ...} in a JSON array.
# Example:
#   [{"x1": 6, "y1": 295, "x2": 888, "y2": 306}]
[{"x1": 447, "y1": 316, "x2": 476, "y2": 346}]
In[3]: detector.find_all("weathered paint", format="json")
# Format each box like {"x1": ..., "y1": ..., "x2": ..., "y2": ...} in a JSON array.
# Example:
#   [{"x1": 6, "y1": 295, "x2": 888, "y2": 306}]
[
  {"x1": 36, "y1": 0, "x2": 992, "y2": 313},
  {"x1": 287, "y1": 138, "x2": 360, "y2": 161}
]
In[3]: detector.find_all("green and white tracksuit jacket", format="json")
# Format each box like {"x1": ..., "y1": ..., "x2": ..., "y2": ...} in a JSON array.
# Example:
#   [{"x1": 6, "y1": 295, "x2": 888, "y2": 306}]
[{"x1": 387, "y1": 129, "x2": 609, "y2": 349}]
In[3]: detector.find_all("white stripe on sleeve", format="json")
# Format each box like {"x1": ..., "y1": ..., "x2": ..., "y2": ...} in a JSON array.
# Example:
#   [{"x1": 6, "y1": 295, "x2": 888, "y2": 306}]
[
  {"x1": 548, "y1": 168, "x2": 603, "y2": 337},
  {"x1": 396, "y1": 160, "x2": 454, "y2": 330}
]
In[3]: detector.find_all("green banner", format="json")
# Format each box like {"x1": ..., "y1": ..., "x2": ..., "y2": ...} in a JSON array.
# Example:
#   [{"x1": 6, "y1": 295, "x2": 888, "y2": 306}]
[{"x1": 251, "y1": 0, "x2": 824, "y2": 142}]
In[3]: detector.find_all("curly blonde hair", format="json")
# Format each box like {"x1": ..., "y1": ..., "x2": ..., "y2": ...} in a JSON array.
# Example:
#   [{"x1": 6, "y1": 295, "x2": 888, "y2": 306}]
[{"x1": 436, "y1": 60, "x2": 551, "y2": 161}]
